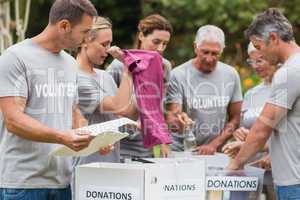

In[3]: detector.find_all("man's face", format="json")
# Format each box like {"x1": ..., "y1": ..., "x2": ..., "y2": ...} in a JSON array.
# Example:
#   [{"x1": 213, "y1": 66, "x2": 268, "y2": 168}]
[
  {"x1": 64, "y1": 14, "x2": 93, "y2": 50},
  {"x1": 250, "y1": 36, "x2": 280, "y2": 65},
  {"x1": 194, "y1": 41, "x2": 222, "y2": 73}
]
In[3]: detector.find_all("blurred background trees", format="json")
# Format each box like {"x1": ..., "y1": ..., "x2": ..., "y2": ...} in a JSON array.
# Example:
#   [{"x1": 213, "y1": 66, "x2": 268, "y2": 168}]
[
  {"x1": 1, "y1": 0, "x2": 300, "y2": 92},
  {"x1": 0, "y1": 0, "x2": 31, "y2": 52}
]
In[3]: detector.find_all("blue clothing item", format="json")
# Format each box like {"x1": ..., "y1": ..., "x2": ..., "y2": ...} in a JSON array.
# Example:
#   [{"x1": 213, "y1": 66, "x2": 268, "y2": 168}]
[
  {"x1": 228, "y1": 191, "x2": 249, "y2": 200},
  {"x1": 276, "y1": 184, "x2": 300, "y2": 200},
  {"x1": 0, "y1": 187, "x2": 71, "y2": 200}
]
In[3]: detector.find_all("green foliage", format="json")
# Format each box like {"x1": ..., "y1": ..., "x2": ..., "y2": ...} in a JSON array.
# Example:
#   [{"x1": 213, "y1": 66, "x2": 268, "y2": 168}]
[
  {"x1": 142, "y1": 0, "x2": 268, "y2": 65},
  {"x1": 142, "y1": 0, "x2": 300, "y2": 91},
  {"x1": 27, "y1": 0, "x2": 141, "y2": 49},
  {"x1": 25, "y1": 0, "x2": 300, "y2": 91}
]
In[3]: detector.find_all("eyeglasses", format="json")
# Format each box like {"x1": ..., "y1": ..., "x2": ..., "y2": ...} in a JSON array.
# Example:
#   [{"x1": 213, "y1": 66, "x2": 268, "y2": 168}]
[{"x1": 246, "y1": 58, "x2": 265, "y2": 66}]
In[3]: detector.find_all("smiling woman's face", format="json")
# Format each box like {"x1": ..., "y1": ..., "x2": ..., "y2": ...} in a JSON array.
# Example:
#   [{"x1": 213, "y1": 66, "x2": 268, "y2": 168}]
[
  {"x1": 139, "y1": 29, "x2": 171, "y2": 55},
  {"x1": 248, "y1": 51, "x2": 275, "y2": 79}
]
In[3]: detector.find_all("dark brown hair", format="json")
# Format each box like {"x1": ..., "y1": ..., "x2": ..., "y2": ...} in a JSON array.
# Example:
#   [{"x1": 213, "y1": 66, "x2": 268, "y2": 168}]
[
  {"x1": 49, "y1": 0, "x2": 98, "y2": 25},
  {"x1": 134, "y1": 14, "x2": 173, "y2": 49}
]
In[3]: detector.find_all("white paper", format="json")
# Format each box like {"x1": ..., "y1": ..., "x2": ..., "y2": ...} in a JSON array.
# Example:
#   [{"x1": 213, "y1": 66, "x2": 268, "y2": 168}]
[
  {"x1": 50, "y1": 118, "x2": 137, "y2": 157},
  {"x1": 77, "y1": 117, "x2": 138, "y2": 137}
]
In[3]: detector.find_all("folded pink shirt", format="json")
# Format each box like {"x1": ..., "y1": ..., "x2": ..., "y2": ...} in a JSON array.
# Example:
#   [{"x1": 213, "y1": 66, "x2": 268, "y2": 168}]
[{"x1": 122, "y1": 50, "x2": 172, "y2": 148}]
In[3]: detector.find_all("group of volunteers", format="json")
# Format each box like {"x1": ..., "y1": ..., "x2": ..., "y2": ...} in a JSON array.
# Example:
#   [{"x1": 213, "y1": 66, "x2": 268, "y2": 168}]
[{"x1": 0, "y1": 0, "x2": 299, "y2": 200}]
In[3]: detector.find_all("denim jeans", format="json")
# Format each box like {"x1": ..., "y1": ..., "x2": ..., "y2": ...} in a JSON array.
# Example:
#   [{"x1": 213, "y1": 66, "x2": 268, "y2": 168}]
[
  {"x1": 276, "y1": 184, "x2": 300, "y2": 200},
  {"x1": 0, "y1": 186, "x2": 71, "y2": 200}
]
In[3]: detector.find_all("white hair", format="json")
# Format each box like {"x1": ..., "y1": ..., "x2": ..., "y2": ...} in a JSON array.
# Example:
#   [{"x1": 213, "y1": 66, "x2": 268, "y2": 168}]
[
  {"x1": 247, "y1": 42, "x2": 258, "y2": 55},
  {"x1": 195, "y1": 25, "x2": 225, "y2": 49}
]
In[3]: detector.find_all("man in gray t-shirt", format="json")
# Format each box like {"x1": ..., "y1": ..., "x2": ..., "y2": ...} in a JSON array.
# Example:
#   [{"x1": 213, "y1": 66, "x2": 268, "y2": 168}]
[
  {"x1": 228, "y1": 8, "x2": 300, "y2": 199},
  {"x1": 166, "y1": 25, "x2": 242, "y2": 155},
  {"x1": 0, "y1": 1, "x2": 97, "y2": 200}
]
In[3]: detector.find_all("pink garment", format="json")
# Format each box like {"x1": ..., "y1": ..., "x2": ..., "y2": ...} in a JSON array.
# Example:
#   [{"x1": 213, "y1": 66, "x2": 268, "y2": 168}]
[{"x1": 122, "y1": 50, "x2": 172, "y2": 148}]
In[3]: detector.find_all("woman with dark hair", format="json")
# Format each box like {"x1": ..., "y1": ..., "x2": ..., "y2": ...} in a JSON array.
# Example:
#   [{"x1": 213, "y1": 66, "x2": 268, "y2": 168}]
[{"x1": 106, "y1": 14, "x2": 173, "y2": 158}]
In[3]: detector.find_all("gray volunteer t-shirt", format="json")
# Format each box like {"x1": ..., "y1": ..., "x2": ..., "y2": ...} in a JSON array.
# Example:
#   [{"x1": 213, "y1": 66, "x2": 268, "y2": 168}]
[
  {"x1": 0, "y1": 39, "x2": 78, "y2": 188},
  {"x1": 241, "y1": 82, "x2": 273, "y2": 185},
  {"x1": 166, "y1": 60, "x2": 243, "y2": 151},
  {"x1": 241, "y1": 83, "x2": 271, "y2": 129},
  {"x1": 75, "y1": 69, "x2": 120, "y2": 165},
  {"x1": 106, "y1": 58, "x2": 172, "y2": 158},
  {"x1": 267, "y1": 53, "x2": 300, "y2": 186}
]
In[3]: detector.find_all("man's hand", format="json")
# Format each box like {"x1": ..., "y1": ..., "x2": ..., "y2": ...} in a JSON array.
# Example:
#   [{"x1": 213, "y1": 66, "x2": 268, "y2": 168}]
[
  {"x1": 222, "y1": 141, "x2": 244, "y2": 158},
  {"x1": 60, "y1": 129, "x2": 94, "y2": 152},
  {"x1": 233, "y1": 127, "x2": 249, "y2": 141},
  {"x1": 196, "y1": 144, "x2": 216, "y2": 155},
  {"x1": 176, "y1": 112, "x2": 194, "y2": 133},
  {"x1": 226, "y1": 159, "x2": 244, "y2": 170},
  {"x1": 249, "y1": 154, "x2": 271, "y2": 170}
]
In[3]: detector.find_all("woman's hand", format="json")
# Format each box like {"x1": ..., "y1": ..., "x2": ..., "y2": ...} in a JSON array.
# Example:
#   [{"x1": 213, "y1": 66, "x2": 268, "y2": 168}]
[
  {"x1": 160, "y1": 144, "x2": 170, "y2": 158},
  {"x1": 99, "y1": 144, "x2": 114, "y2": 155},
  {"x1": 107, "y1": 46, "x2": 124, "y2": 62}
]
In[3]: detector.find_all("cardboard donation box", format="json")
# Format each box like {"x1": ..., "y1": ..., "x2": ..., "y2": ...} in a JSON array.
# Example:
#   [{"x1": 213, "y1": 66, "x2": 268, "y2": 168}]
[
  {"x1": 75, "y1": 159, "x2": 206, "y2": 200},
  {"x1": 172, "y1": 153, "x2": 265, "y2": 200}
]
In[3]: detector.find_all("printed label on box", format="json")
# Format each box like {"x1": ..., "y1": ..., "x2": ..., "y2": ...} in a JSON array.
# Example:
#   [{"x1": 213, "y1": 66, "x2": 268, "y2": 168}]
[
  {"x1": 160, "y1": 180, "x2": 205, "y2": 199},
  {"x1": 206, "y1": 176, "x2": 259, "y2": 191},
  {"x1": 79, "y1": 186, "x2": 140, "y2": 200}
]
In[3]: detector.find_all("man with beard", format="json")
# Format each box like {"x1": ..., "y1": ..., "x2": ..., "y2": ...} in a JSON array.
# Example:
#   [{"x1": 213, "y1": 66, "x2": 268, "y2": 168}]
[
  {"x1": 227, "y1": 8, "x2": 300, "y2": 200},
  {"x1": 166, "y1": 25, "x2": 242, "y2": 155},
  {"x1": 0, "y1": 0, "x2": 97, "y2": 199}
]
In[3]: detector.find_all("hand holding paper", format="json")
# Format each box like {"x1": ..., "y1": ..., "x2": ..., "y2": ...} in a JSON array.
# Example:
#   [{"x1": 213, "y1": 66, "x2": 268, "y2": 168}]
[
  {"x1": 50, "y1": 118, "x2": 137, "y2": 156},
  {"x1": 59, "y1": 129, "x2": 94, "y2": 152}
]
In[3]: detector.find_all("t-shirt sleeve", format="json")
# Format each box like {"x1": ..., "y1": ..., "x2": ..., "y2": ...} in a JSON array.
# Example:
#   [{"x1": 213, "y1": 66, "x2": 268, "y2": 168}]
[
  {"x1": 165, "y1": 72, "x2": 183, "y2": 105},
  {"x1": 77, "y1": 73, "x2": 105, "y2": 115},
  {"x1": 267, "y1": 67, "x2": 300, "y2": 110},
  {"x1": 106, "y1": 59, "x2": 124, "y2": 87},
  {"x1": 230, "y1": 69, "x2": 243, "y2": 103},
  {"x1": 105, "y1": 73, "x2": 118, "y2": 94},
  {"x1": 0, "y1": 51, "x2": 28, "y2": 98},
  {"x1": 73, "y1": 74, "x2": 79, "y2": 105},
  {"x1": 163, "y1": 59, "x2": 172, "y2": 84}
]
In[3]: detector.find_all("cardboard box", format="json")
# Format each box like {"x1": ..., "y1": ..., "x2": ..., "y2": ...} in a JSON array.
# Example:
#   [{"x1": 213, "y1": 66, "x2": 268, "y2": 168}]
[
  {"x1": 170, "y1": 153, "x2": 265, "y2": 200},
  {"x1": 75, "y1": 159, "x2": 206, "y2": 200}
]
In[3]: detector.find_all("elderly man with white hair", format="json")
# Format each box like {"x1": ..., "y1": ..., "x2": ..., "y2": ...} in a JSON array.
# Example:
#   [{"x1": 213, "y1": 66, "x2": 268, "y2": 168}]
[{"x1": 166, "y1": 25, "x2": 243, "y2": 155}]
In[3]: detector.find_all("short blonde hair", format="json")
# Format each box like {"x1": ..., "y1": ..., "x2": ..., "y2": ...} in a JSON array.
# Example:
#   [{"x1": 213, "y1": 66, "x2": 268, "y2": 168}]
[{"x1": 89, "y1": 16, "x2": 112, "y2": 41}]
